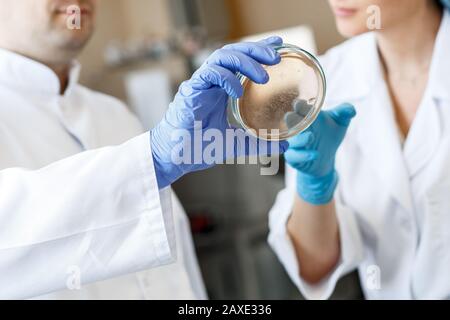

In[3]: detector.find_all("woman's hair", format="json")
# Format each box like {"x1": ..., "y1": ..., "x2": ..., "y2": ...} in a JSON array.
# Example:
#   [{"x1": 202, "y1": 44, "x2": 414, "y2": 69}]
[{"x1": 438, "y1": 0, "x2": 450, "y2": 10}]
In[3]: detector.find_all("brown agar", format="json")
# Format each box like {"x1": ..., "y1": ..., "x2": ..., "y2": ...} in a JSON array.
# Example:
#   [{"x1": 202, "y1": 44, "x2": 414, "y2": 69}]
[{"x1": 231, "y1": 46, "x2": 326, "y2": 141}]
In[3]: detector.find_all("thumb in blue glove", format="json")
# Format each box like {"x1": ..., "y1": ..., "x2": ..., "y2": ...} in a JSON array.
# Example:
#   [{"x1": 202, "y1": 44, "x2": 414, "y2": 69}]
[{"x1": 284, "y1": 103, "x2": 356, "y2": 205}]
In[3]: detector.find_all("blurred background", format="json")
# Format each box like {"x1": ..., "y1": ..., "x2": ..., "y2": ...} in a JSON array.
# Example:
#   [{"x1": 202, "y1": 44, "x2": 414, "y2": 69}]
[{"x1": 78, "y1": 0, "x2": 362, "y2": 300}]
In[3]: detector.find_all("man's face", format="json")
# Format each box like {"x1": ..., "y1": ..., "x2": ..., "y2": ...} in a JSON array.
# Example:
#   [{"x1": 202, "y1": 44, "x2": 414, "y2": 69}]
[{"x1": 0, "y1": 0, "x2": 98, "y2": 64}]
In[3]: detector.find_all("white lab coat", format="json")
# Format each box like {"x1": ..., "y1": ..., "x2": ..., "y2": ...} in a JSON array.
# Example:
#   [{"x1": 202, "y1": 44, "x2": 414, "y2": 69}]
[
  {"x1": 269, "y1": 11, "x2": 450, "y2": 300},
  {"x1": 0, "y1": 48, "x2": 206, "y2": 300}
]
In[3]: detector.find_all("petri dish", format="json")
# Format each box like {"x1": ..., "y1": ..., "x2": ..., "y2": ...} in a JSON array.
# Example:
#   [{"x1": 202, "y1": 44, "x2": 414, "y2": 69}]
[{"x1": 230, "y1": 44, "x2": 326, "y2": 141}]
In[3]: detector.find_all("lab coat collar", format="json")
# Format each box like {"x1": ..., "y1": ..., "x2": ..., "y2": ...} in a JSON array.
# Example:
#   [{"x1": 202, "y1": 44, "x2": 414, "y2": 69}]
[
  {"x1": 400, "y1": 11, "x2": 449, "y2": 178},
  {"x1": 326, "y1": 10, "x2": 450, "y2": 103},
  {"x1": 0, "y1": 48, "x2": 81, "y2": 97},
  {"x1": 354, "y1": 80, "x2": 416, "y2": 213},
  {"x1": 322, "y1": 32, "x2": 377, "y2": 103}
]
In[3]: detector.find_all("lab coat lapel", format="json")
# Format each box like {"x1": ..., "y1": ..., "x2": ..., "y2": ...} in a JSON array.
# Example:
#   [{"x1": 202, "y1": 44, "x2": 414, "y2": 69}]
[
  {"x1": 356, "y1": 84, "x2": 415, "y2": 213},
  {"x1": 403, "y1": 11, "x2": 450, "y2": 178},
  {"x1": 58, "y1": 64, "x2": 103, "y2": 151},
  {"x1": 59, "y1": 91, "x2": 99, "y2": 151},
  {"x1": 403, "y1": 97, "x2": 443, "y2": 178}
]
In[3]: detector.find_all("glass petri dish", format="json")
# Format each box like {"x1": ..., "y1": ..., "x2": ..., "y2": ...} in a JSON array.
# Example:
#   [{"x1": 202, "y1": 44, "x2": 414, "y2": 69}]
[{"x1": 230, "y1": 44, "x2": 326, "y2": 141}]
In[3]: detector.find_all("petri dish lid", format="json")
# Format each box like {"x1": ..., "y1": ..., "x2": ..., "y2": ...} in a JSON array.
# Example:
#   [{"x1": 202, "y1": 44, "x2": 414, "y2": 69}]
[{"x1": 231, "y1": 44, "x2": 326, "y2": 141}]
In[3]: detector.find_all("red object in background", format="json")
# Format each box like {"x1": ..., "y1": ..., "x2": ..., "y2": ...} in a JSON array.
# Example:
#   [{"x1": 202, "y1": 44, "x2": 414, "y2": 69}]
[{"x1": 189, "y1": 213, "x2": 216, "y2": 234}]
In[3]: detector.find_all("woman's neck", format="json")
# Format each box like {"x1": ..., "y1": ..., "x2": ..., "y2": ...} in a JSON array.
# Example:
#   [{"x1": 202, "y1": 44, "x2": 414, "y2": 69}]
[
  {"x1": 376, "y1": 3, "x2": 442, "y2": 78},
  {"x1": 375, "y1": 2, "x2": 443, "y2": 139}
]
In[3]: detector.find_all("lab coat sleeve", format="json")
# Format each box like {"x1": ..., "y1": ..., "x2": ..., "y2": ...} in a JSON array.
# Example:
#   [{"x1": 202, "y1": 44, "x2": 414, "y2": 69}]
[
  {"x1": 268, "y1": 165, "x2": 365, "y2": 300},
  {"x1": 172, "y1": 193, "x2": 208, "y2": 300},
  {"x1": 0, "y1": 133, "x2": 176, "y2": 299}
]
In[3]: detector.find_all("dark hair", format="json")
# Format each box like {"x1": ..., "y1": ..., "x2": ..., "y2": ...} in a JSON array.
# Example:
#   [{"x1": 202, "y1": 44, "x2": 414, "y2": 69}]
[{"x1": 437, "y1": 0, "x2": 450, "y2": 10}]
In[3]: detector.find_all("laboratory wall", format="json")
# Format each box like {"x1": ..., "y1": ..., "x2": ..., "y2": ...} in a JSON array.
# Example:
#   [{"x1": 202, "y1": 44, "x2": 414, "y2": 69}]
[
  {"x1": 79, "y1": 0, "x2": 343, "y2": 88},
  {"x1": 78, "y1": 0, "x2": 173, "y2": 89},
  {"x1": 226, "y1": 0, "x2": 344, "y2": 53}
]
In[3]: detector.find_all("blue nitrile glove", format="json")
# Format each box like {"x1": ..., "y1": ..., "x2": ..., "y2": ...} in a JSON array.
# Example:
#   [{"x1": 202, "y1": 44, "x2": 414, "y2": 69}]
[
  {"x1": 284, "y1": 103, "x2": 356, "y2": 205},
  {"x1": 151, "y1": 37, "x2": 289, "y2": 189}
]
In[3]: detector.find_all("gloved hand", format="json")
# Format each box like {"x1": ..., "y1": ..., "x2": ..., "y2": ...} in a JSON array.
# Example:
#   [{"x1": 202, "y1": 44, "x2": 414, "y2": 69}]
[
  {"x1": 151, "y1": 37, "x2": 289, "y2": 189},
  {"x1": 284, "y1": 103, "x2": 356, "y2": 205}
]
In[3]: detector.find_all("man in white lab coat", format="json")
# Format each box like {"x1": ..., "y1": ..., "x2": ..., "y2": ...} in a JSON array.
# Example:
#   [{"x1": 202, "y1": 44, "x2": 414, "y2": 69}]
[
  {"x1": 0, "y1": 0, "x2": 206, "y2": 300},
  {"x1": 0, "y1": 0, "x2": 286, "y2": 299}
]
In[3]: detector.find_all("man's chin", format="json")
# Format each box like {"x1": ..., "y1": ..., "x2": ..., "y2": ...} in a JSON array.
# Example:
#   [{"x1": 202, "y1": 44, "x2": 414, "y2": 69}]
[{"x1": 49, "y1": 29, "x2": 94, "y2": 53}]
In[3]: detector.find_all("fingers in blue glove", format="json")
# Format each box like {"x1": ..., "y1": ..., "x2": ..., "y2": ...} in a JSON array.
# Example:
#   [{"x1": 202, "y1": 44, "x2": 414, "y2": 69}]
[
  {"x1": 195, "y1": 65, "x2": 244, "y2": 98},
  {"x1": 327, "y1": 103, "x2": 357, "y2": 127},
  {"x1": 207, "y1": 49, "x2": 274, "y2": 85},
  {"x1": 191, "y1": 37, "x2": 284, "y2": 97},
  {"x1": 288, "y1": 131, "x2": 315, "y2": 149},
  {"x1": 256, "y1": 36, "x2": 283, "y2": 47},
  {"x1": 285, "y1": 131, "x2": 317, "y2": 169},
  {"x1": 284, "y1": 112, "x2": 304, "y2": 130},
  {"x1": 284, "y1": 148, "x2": 319, "y2": 164},
  {"x1": 293, "y1": 99, "x2": 313, "y2": 117},
  {"x1": 222, "y1": 39, "x2": 282, "y2": 66}
]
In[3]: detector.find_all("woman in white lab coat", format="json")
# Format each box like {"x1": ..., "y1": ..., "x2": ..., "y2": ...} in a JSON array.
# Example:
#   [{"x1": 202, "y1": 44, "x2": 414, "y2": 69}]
[{"x1": 269, "y1": 0, "x2": 450, "y2": 299}]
